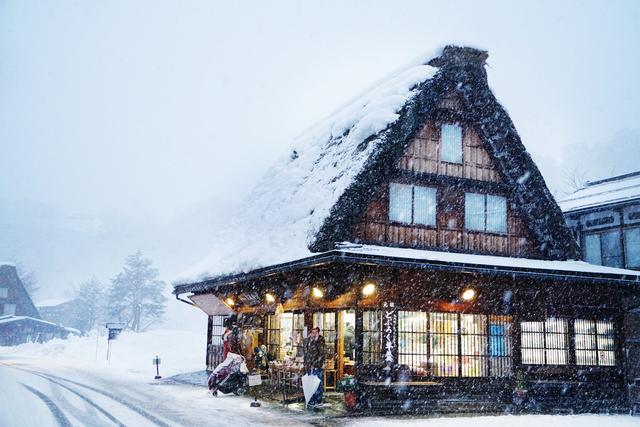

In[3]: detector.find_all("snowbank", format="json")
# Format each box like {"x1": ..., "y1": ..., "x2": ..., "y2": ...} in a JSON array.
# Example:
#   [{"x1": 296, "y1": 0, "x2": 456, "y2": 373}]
[{"x1": 0, "y1": 328, "x2": 206, "y2": 378}]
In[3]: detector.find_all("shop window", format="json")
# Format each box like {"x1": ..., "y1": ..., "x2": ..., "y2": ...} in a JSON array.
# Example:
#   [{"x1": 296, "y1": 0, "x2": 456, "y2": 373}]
[
  {"x1": 398, "y1": 311, "x2": 429, "y2": 375},
  {"x1": 583, "y1": 230, "x2": 623, "y2": 267},
  {"x1": 440, "y1": 123, "x2": 462, "y2": 163},
  {"x1": 465, "y1": 193, "x2": 507, "y2": 234},
  {"x1": 575, "y1": 319, "x2": 616, "y2": 366},
  {"x1": 389, "y1": 183, "x2": 436, "y2": 226},
  {"x1": 625, "y1": 227, "x2": 640, "y2": 268},
  {"x1": 0, "y1": 287, "x2": 7, "y2": 298},
  {"x1": 460, "y1": 314, "x2": 489, "y2": 377},
  {"x1": 362, "y1": 311, "x2": 383, "y2": 364},
  {"x1": 429, "y1": 312, "x2": 460, "y2": 377},
  {"x1": 488, "y1": 315, "x2": 513, "y2": 377},
  {"x1": 313, "y1": 312, "x2": 337, "y2": 361},
  {"x1": 266, "y1": 314, "x2": 281, "y2": 360},
  {"x1": 521, "y1": 318, "x2": 569, "y2": 365}
]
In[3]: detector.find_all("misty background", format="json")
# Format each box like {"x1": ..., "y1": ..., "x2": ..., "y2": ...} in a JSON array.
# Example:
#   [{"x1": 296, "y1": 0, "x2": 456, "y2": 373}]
[{"x1": 1, "y1": 0, "x2": 638, "y2": 311}]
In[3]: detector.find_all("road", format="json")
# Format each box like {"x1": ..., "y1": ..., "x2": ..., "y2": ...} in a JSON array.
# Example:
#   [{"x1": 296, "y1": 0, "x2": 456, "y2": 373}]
[{"x1": 0, "y1": 357, "x2": 319, "y2": 427}]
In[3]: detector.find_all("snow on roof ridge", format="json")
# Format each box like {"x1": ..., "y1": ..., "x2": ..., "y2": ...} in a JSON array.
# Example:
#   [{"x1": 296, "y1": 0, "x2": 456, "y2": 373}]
[
  {"x1": 558, "y1": 172, "x2": 640, "y2": 212},
  {"x1": 36, "y1": 297, "x2": 74, "y2": 307},
  {"x1": 0, "y1": 262, "x2": 16, "y2": 267},
  {"x1": 176, "y1": 57, "x2": 439, "y2": 284}
]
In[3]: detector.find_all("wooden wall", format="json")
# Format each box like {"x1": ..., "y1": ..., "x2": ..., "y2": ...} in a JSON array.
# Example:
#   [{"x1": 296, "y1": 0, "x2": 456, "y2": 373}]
[{"x1": 397, "y1": 121, "x2": 501, "y2": 183}]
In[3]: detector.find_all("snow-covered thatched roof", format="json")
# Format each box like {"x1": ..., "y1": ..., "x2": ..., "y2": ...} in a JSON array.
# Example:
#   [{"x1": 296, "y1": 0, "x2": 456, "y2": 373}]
[
  {"x1": 558, "y1": 171, "x2": 640, "y2": 213},
  {"x1": 176, "y1": 46, "x2": 579, "y2": 286}
]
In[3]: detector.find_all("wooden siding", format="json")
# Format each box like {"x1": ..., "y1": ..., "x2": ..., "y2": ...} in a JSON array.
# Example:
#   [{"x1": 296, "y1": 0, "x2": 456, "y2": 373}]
[
  {"x1": 353, "y1": 182, "x2": 536, "y2": 257},
  {"x1": 397, "y1": 120, "x2": 502, "y2": 183}
]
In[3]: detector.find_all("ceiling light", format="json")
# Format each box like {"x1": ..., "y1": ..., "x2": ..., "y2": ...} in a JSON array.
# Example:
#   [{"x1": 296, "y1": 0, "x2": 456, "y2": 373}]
[
  {"x1": 362, "y1": 283, "x2": 376, "y2": 297},
  {"x1": 265, "y1": 293, "x2": 276, "y2": 303},
  {"x1": 311, "y1": 287, "x2": 324, "y2": 299},
  {"x1": 225, "y1": 297, "x2": 235, "y2": 307},
  {"x1": 461, "y1": 288, "x2": 476, "y2": 302}
]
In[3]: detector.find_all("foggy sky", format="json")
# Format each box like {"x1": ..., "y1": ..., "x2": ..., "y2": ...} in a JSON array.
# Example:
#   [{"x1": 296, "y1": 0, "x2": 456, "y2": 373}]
[{"x1": 1, "y1": 0, "x2": 639, "y2": 300}]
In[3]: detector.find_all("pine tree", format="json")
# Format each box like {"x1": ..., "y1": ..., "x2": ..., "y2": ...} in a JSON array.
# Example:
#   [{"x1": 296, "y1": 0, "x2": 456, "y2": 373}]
[
  {"x1": 107, "y1": 251, "x2": 166, "y2": 332},
  {"x1": 73, "y1": 277, "x2": 105, "y2": 333}
]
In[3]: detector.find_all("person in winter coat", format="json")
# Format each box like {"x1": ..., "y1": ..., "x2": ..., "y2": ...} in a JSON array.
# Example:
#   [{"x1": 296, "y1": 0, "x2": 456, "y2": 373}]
[
  {"x1": 303, "y1": 327, "x2": 326, "y2": 408},
  {"x1": 223, "y1": 326, "x2": 242, "y2": 359}
]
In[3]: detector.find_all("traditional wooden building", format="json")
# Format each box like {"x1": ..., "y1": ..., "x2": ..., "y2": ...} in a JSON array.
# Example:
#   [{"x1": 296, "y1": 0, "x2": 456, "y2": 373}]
[
  {"x1": 0, "y1": 264, "x2": 76, "y2": 346},
  {"x1": 174, "y1": 46, "x2": 640, "y2": 413}
]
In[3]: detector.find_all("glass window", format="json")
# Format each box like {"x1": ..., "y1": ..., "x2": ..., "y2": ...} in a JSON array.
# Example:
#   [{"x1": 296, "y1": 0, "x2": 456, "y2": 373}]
[
  {"x1": 429, "y1": 312, "x2": 459, "y2": 377},
  {"x1": 601, "y1": 230, "x2": 623, "y2": 268},
  {"x1": 575, "y1": 319, "x2": 616, "y2": 366},
  {"x1": 583, "y1": 234, "x2": 602, "y2": 265},
  {"x1": 413, "y1": 186, "x2": 437, "y2": 226},
  {"x1": 625, "y1": 228, "x2": 640, "y2": 268},
  {"x1": 0, "y1": 287, "x2": 7, "y2": 298},
  {"x1": 313, "y1": 312, "x2": 336, "y2": 359},
  {"x1": 398, "y1": 311, "x2": 429, "y2": 375},
  {"x1": 486, "y1": 195, "x2": 507, "y2": 233},
  {"x1": 460, "y1": 314, "x2": 488, "y2": 377},
  {"x1": 362, "y1": 311, "x2": 383, "y2": 365},
  {"x1": 389, "y1": 183, "x2": 412, "y2": 224},
  {"x1": 440, "y1": 123, "x2": 462, "y2": 163},
  {"x1": 389, "y1": 183, "x2": 436, "y2": 226},
  {"x1": 3, "y1": 303, "x2": 16, "y2": 316},
  {"x1": 489, "y1": 315, "x2": 513, "y2": 377},
  {"x1": 465, "y1": 193, "x2": 507, "y2": 234},
  {"x1": 266, "y1": 314, "x2": 281, "y2": 360},
  {"x1": 521, "y1": 318, "x2": 569, "y2": 365}
]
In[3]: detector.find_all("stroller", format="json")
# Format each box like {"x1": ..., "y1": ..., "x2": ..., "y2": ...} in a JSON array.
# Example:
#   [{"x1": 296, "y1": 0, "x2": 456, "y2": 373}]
[{"x1": 208, "y1": 352, "x2": 249, "y2": 396}]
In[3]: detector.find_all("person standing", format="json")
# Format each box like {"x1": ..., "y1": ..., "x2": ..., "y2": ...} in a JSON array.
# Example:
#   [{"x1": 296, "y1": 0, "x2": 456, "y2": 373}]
[{"x1": 303, "y1": 327, "x2": 326, "y2": 409}]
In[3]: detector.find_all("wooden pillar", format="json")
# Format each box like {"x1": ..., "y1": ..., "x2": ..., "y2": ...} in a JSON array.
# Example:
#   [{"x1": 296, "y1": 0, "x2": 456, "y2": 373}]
[{"x1": 206, "y1": 315, "x2": 213, "y2": 370}]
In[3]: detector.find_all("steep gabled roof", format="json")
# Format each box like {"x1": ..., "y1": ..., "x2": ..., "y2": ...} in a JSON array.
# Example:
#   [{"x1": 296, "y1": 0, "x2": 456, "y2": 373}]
[
  {"x1": 558, "y1": 170, "x2": 640, "y2": 213},
  {"x1": 0, "y1": 264, "x2": 39, "y2": 318},
  {"x1": 176, "y1": 46, "x2": 579, "y2": 285}
]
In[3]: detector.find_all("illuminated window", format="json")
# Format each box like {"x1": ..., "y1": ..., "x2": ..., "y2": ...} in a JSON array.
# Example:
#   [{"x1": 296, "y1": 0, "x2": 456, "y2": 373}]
[
  {"x1": 521, "y1": 318, "x2": 569, "y2": 365},
  {"x1": 313, "y1": 311, "x2": 336, "y2": 358},
  {"x1": 398, "y1": 311, "x2": 429, "y2": 375},
  {"x1": 362, "y1": 311, "x2": 383, "y2": 364},
  {"x1": 575, "y1": 319, "x2": 616, "y2": 366},
  {"x1": 430, "y1": 312, "x2": 460, "y2": 377},
  {"x1": 266, "y1": 314, "x2": 281, "y2": 360},
  {"x1": 489, "y1": 315, "x2": 513, "y2": 377},
  {"x1": 389, "y1": 183, "x2": 436, "y2": 226},
  {"x1": 440, "y1": 123, "x2": 462, "y2": 163}
]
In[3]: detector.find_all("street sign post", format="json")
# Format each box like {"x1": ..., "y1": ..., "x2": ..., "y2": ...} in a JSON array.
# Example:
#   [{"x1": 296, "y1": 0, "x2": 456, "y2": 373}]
[
  {"x1": 248, "y1": 374, "x2": 262, "y2": 407},
  {"x1": 153, "y1": 355, "x2": 162, "y2": 379}
]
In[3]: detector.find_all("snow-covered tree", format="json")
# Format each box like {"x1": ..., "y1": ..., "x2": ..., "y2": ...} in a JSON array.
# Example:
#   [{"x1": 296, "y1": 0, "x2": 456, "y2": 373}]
[
  {"x1": 72, "y1": 277, "x2": 105, "y2": 333},
  {"x1": 107, "y1": 251, "x2": 166, "y2": 332}
]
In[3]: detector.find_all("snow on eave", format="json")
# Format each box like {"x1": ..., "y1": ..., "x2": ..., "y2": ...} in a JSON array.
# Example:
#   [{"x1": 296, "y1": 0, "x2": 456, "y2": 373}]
[
  {"x1": 175, "y1": 59, "x2": 438, "y2": 285},
  {"x1": 338, "y1": 244, "x2": 640, "y2": 279}
]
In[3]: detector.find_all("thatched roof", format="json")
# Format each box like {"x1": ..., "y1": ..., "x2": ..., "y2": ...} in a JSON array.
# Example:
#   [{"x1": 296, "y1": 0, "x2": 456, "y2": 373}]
[{"x1": 176, "y1": 45, "x2": 579, "y2": 285}]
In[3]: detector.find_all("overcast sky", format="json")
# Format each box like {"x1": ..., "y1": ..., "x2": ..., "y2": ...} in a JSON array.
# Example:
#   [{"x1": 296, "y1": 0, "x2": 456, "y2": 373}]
[{"x1": 1, "y1": 1, "x2": 638, "y2": 299}]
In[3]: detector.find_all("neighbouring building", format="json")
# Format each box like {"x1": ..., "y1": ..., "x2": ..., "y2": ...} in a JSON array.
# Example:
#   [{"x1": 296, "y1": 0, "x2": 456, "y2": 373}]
[
  {"x1": 558, "y1": 170, "x2": 640, "y2": 271},
  {"x1": 0, "y1": 264, "x2": 76, "y2": 345},
  {"x1": 173, "y1": 46, "x2": 640, "y2": 414}
]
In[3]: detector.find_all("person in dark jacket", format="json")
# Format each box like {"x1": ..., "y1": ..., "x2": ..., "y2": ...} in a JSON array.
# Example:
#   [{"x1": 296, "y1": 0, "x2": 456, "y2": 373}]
[{"x1": 303, "y1": 327, "x2": 326, "y2": 408}]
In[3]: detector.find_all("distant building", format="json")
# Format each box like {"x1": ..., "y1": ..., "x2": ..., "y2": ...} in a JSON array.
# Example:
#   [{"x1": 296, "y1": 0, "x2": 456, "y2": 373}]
[
  {"x1": 37, "y1": 298, "x2": 77, "y2": 327},
  {"x1": 559, "y1": 171, "x2": 640, "y2": 270},
  {"x1": 0, "y1": 264, "x2": 76, "y2": 346}
]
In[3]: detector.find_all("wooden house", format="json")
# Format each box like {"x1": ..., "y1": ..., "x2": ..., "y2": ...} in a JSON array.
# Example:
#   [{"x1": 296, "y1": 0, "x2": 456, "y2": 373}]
[
  {"x1": 0, "y1": 264, "x2": 76, "y2": 346},
  {"x1": 173, "y1": 46, "x2": 640, "y2": 413}
]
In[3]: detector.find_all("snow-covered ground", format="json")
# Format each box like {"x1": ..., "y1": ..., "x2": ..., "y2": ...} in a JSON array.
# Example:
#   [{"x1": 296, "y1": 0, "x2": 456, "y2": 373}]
[{"x1": 1, "y1": 330, "x2": 639, "y2": 426}]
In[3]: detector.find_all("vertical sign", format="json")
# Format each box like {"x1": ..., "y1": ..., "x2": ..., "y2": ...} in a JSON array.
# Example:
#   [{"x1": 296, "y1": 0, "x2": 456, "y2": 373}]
[{"x1": 382, "y1": 301, "x2": 397, "y2": 380}]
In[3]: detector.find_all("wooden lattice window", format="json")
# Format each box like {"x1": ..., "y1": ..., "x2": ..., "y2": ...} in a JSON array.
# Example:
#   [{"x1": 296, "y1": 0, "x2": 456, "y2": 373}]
[
  {"x1": 362, "y1": 310, "x2": 383, "y2": 365},
  {"x1": 398, "y1": 311, "x2": 429, "y2": 375},
  {"x1": 266, "y1": 314, "x2": 281, "y2": 360},
  {"x1": 575, "y1": 319, "x2": 616, "y2": 366},
  {"x1": 488, "y1": 315, "x2": 513, "y2": 377},
  {"x1": 460, "y1": 314, "x2": 488, "y2": 377},
  {"x1": 521, "y1": 318, "x2": 569, "y2": 365},
  {"x1": 313, "y1": 311, "x2": 337, "y2": 359}
]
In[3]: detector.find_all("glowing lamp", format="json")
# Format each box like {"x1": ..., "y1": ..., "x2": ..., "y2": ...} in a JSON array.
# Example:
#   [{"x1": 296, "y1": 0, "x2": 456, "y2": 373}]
[
  {"x1": 362, "y1": 283, "x2": 376, "y2": 297},
  {"x1": 461, "y1": 288, "x2": 476, "y2": 302},
  {"x1": 225, "y1": 297, "x2": 235, "y2": 307},
  {"x1": 311, "y1": 287, "x2": 324, "y2": 299},
  {"x1": 265, "y1": 293, "x2": 276, "y2": 303}
]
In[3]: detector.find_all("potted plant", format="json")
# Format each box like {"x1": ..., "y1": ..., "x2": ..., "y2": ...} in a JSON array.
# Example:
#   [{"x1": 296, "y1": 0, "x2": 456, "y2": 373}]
[
  {"x1": 513, "y1": 369, "x2": 528, "y2": 407},
  {"x1": 337, "y1": 375, "x2": 358, "y2": 410}
]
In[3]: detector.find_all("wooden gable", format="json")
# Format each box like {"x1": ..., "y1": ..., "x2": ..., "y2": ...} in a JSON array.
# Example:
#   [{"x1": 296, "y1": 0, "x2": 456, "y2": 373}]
[{"x1": 353, "y1": 92, "x2": 536, "y2": 257}]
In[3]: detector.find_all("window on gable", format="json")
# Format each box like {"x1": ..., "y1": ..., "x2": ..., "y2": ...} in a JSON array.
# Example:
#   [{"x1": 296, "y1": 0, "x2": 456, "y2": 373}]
[
  {"x1": 583, "y1": 230, "x2": 623, "y2": 267},
  {"x1": 440, "y1": 123, "x2": 462, "y2": 163},
  {"x1": 464, "y1": 193, "x2": 507, "y2": 233},
  {"x1": 0, "y1": 287, "x2": 8, "y2": 298},
  {"x1": 3, "y1": 303, "x2": 16, "y2": 316},
  {"x1": 389, "y1": 183, "x2": 436, "y2": 226}
]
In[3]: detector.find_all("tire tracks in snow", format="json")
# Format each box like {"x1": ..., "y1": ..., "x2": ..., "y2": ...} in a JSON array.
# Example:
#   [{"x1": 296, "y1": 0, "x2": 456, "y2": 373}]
[
  {"x1": 6, "y1": 363, "x2": 170, "y2": 427},
  {"x1": 21, "y1": 383, "x2": 72, "y2": 427}
]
